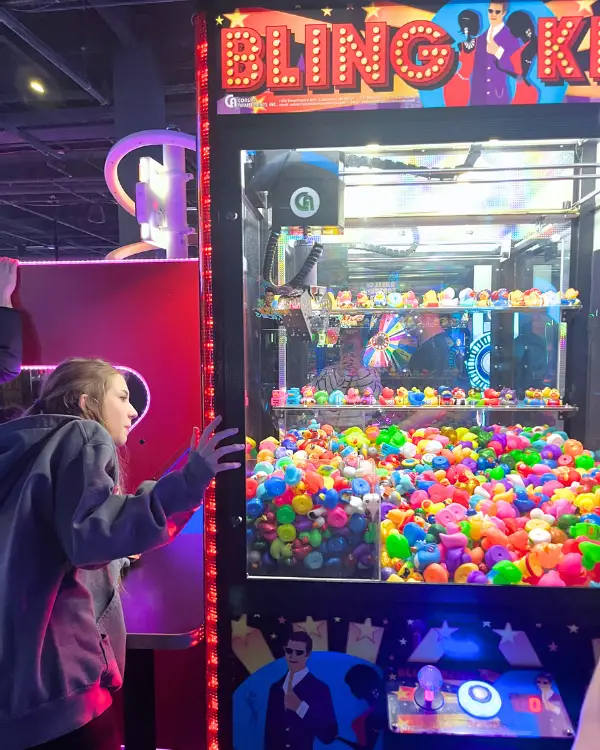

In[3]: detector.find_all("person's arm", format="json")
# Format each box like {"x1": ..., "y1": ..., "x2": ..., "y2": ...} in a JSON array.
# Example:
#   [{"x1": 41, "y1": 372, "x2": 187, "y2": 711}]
[
  {"x1": 573, "y1": 659, "x2": 600, "y2": 749},
  {"x1": 304, "y1": 683, "x2": 338, "y2": 745},
  {"x1": 0, "y1": 258, "x2": 21, "y2": 385},
  {"x1": 494, "y1": 31, "x2": 520, "y2": 72},
  {"x1": 54, "y1": 418, "x2": 242, "y2": 567}
]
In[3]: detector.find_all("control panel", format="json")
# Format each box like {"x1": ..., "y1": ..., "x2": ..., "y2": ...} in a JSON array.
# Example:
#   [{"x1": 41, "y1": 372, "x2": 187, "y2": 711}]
[{"x1": 387, "y1": 666, "x2": 574, "y2": 739}]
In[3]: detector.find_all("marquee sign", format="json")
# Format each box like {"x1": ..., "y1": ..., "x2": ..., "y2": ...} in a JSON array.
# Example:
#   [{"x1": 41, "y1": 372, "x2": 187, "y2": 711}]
[{"x1": 216, "y1": 2, "x2": 600, "y2": 113}]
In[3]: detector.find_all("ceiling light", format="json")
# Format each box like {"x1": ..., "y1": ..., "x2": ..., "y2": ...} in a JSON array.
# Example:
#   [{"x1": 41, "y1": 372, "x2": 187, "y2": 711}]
[{"x1": 29, "y1": 79, "x2": 46, "y2": 95}]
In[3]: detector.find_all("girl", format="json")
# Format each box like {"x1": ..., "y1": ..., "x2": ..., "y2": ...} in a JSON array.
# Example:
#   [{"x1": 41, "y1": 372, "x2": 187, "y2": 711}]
[
  {"x1": 443, "y1": 10, "x2": 480, "y2": 108},
  {"x1": 0, "y1": 358, "x2": 243, "y2": 750},
  {"x1": 506, "y1": 10, "x2": 539, "y2": 105}
]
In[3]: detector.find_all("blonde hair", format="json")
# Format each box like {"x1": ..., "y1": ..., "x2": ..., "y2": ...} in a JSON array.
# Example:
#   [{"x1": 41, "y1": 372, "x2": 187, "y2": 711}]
[
  {"x1": 27, "y1": 357, "x2": 121, "y2": 427},
  {"x1": 26, "y1": 357, "x2": 127, "y2": 489}
]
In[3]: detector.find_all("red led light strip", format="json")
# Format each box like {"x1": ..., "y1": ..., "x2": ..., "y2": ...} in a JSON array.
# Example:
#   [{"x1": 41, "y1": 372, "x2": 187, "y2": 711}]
[{"x1": 196, "y1": 14, "x2": 219, "y2": 750}]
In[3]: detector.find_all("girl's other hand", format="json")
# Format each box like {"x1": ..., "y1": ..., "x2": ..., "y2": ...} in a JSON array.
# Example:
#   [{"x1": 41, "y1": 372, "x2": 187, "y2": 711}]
[{"x1": 191, "y1": 416, "x2": 244, "y2": 474}]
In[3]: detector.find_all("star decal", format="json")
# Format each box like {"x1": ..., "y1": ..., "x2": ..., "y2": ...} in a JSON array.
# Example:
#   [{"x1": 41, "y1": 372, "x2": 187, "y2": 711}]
[
  {"x1": 389, "y1": 672, "x2": 397, "y2": 680},
  {"x1": 383, "y1": 618, "x2": 389, "y2": 625},
  {"x1": 278, "y1": 616, "x2": 286, "y2": 624},
  {"x1": 493, "y1": 623, "x2": 516, "y2": 644},
  {"x1": 353, "y1": 617, "x2": 380, "y2": 642},
  {"x1": 294, "y1": 616, "x2": 324, "y2": 638},
  {"x1": 577, "y1": 0, "x2": 596, "y2": 13},
  {"x1": 568, "y1": 624, "x2": 579, "y2": 634},
  {"x1": 407, "y1": 619, "x2": 414, "y2": 626},
  {"x1": 231, "y1": 614, "x2": 254, "y2": 644},
  {"x1": 536, "y1": 623, "x2": 543, "y2": 628},
  {"x1": 483, "y1": 621, "x2": 491, "y2": 628},
  {"x1": 216, "y1": 16, "x2": 224, "y2": 25},
  {"x1": 549, "y1": 642, "x2": 558, "y2": 652},
  {"x1": 334, "y1": 617, "x2": 341, "y2": 623},
  {"x1": 399, "y1": 638, "x2": 407, "y2": 646},
  {"x1": 270, "y1": 633, "x2": 277, "y2": 640},
  {"x1": 389, "y1": 654, "x2": 395, "y2": 661},
  {"x1": 436, "y1": 621, "x2": 458, "y2": 641},
  {"x1": 224, "y1": 9, "x2": 250, "y2": 27},
  {"x1": 322, "y1": 6, "x2": 332, "y2": 15},
  {"x1": 362, "y1": 3, "x2": 381, "y2": 19},
  {"x1": 346, "y1": 3, "x2": 355, "y2": 8}
]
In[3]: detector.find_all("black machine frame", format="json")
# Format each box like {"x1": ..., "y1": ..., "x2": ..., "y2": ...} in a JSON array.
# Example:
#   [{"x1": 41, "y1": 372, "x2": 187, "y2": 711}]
[{"x1": 203, "y1": 7, "x2": 600, "y2": 746}]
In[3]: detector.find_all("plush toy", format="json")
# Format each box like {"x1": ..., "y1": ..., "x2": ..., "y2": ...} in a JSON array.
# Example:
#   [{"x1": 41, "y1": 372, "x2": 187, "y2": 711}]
[
  {"x1": 491, "y1": 288, "x2": 509, "y2": 307},
  {"x1": 345, "y1": 387, "x2": 362, "y2": 405},
  {"x1": 372, "y1": 291, "x2": 387, "y2": 307},
  {"x1": 458, "y1": 288, "x2": 476, "y2": 307},
  {"x1": 356, "y1": 291, "x2": 371, "y2": 308},
  {"x1": 387, "y1": 292, "x2": 404, "y2": 308},
  {"x1": 336, "y1": 290, "x2": 353, "y2": 308},
  {"x1": 422, "y1": 290, "x2": 439, "y2": 307},
  {"x1": 438, "y1": 287, "x2": 458, "y2": 307},
  {"x1": 300, "y1": 385, "x2": 316, "y2": 406}
]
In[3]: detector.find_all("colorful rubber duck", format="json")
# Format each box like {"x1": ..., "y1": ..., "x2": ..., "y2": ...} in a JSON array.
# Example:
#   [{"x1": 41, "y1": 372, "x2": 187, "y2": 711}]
[
  {"x1": 361, "y1": 387, "x2": 377, "y2": 405},
  {"x1": 439, "y1": 386, "x2": 453, "y2": 406},
  {"x1": 287, "y1": 388, "x2": 302, "y2": 405},
  {"x1": 372, "y1": 291, "x2": 387, "y2": 307},
  {"x1": 524, "y1": 288, "x2": 543, "y2": 306},
  {"x1": 314, "y1": 390, "x2": 329, "y2": 405},
  {"x1": 483, "y1": 388, "x2": 500, "y2": 406},
  {"x1": 395, "y1": 387, "x2": 408, "y2": 406},
  {"x1": 328, "y1": 390, "x2": 345, "y2": 405},
  {"x1": 467, "y1": 388, "x2": 483, "y2": 405},
  {"x1": 491, "y1": 288, "x2": 509, "y2": 307},
  {"x1": 271, "y1": 389, "x2": 287, "y2": 407},
  {"x1": 524, "y1": 388, "x2": 544, "y2": 406},
  {"x1": 423, "y1": 386, "x2": 440, "y2": 406},
  {"x1": 562, "y1": 288, "x2": 581, "y2": 306},
  {"x1": 387, "y1": 292, "x2": 404, "y2": 308},
  {"x1": 499, "y1": 387, "x2": 517, "y2": 406},
  {"x1": 403, "y1": 291, "x2": 419, "y2": 308},
  {"x1": 438, "y1": 287, "x2": 458, "y2": 307},
  {"x1": 476, "y1": 289, "x2": 491, "y2": 307},
  {"x1": 379, "y1": 387, "x2": 396, "y2": 406},
  {"x1": 407, "y1": 388, "x2": 425, "y2": 407},
  {"x1": 355, "y1": 291, "x2": 371, "y2": 308},
  {"x1": 413, "y1": 540, "x2": 442, "y2": 571},
  {"x1": 336, "y1": 290, "x2": 353, "y2": 308},
  {"x1": 509, "y1": 289, "x2": 525, "y2": 306},
  {"x1": 543, "y1": 388, "x2": 562, "y2": 407},
  {"x1": 345, "y1": 387, "x2": 361, "y2": 405},
  {"x1": 300, "y1": 385, "x2": 316, "y2": 406},
  {"x1": 459, "y1": 287, "x2": 476, "y2": 307},
  {"x1": 422, "y1": 290, "x2": 439, "y2": 307},
  {"x1": 452, "y1": 387, "x2": 466, "y2": 405}
]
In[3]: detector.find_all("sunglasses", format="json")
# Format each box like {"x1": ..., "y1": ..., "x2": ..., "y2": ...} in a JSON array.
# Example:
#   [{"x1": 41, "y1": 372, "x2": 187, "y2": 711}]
[
  {"x1": 285, "y1": 647, "x2": 306, "y2": 656},
  {"x1": 488, "y1": 8, "x2": 503, "y2": 14}
]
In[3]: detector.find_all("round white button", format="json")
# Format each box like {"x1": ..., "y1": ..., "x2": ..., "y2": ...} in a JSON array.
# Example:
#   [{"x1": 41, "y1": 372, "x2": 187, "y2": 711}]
[{"x1": 458, "y1": 680, "x2": 502, "y2": 719}]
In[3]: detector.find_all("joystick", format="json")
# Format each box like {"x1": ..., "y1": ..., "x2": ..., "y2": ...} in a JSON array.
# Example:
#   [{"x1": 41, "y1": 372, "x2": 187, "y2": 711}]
[{"x1": 414, "y1": 665, "x2": 444, "y2": 711}]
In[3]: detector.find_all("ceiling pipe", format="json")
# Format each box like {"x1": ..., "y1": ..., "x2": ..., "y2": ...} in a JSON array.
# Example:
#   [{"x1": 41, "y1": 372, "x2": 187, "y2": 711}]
[{"x1": 0, "y1": 9, "x2": 110, "y2": 106}]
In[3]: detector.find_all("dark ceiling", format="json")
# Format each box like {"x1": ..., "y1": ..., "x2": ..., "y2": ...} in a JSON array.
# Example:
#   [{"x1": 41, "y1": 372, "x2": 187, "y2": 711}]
[{"x1": 0, "y1": 0, "x2": 198, "y2": 259}]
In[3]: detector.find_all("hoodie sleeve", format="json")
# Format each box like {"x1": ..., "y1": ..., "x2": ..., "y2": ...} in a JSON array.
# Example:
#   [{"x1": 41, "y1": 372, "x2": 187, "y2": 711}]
[
  {"x1": 0, "y1": 307, "x2": 22, "y2": 384},
  {"x1": 54, "y1": 436, "x2": 213, "y2": 567}
]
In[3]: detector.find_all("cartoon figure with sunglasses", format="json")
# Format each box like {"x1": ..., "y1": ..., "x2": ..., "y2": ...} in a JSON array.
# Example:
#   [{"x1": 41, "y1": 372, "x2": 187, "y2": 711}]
[
  {"x1": 265, "y1": 631, "x2": 338, "y2": 750},
  {"x1": 469, "y1": 1, "x2": 520, "y2": 105}
]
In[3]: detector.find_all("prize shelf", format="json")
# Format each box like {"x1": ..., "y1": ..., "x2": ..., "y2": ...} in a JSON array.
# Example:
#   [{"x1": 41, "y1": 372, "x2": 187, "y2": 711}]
[
  {"x1": 273, "y1": 404, "x2": 578, "y2": 413},
  {"x1": 316, "y1": 305, "x2": 581, "y2": 316}
]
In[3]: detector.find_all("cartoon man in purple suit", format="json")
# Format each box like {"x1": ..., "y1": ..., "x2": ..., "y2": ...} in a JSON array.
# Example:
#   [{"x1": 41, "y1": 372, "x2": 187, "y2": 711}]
[
  {"x1": 264, "y1": 631, "x2": 338, "y2": 750},
  {"x1": 470, "y1": 1, "x2": 521, "y2": 105}
]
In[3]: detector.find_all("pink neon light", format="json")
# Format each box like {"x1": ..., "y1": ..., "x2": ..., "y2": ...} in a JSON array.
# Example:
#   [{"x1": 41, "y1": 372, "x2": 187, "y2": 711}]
[
  {"x1": 20, "y1": 258, "x2": 199, "y2": 267},
  {"x1": 20, "y1": 365, "x2": 151, "y2": 433}
]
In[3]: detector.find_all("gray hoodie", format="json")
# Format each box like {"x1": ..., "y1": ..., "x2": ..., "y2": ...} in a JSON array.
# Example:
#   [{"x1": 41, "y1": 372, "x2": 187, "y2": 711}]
[{"x1": 0, "y1": 414, "x2": 213, "y2": 749}]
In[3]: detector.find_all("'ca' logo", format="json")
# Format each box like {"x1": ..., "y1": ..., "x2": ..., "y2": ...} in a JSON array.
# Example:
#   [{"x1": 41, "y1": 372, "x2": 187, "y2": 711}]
[{"x1": 290, "y1": 187, "x2": 320, "y2": 219}]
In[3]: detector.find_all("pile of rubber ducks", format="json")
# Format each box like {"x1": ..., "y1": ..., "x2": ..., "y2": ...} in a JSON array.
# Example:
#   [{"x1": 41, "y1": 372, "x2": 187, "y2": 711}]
[
  {"x1": 245, "y1": 422, "x2": 600, "y2": 586},
  {"x1": 271, "y1": 386, "x2": 562, "y2": 408},
  {"x1": 332, "y1": 288, "x2": 581, "y2": 310}
]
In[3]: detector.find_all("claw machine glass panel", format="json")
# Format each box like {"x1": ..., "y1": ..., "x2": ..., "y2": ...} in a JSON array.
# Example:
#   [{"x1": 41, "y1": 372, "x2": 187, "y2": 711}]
[{"x1": 242, "y1": 140, "x2": 585, "y2": 585}]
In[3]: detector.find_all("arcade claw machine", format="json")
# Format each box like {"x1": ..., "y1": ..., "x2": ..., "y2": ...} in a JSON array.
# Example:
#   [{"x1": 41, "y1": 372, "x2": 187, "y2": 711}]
[{"x1": 196, "y1": 3, "x2": 600, "y2": 749}]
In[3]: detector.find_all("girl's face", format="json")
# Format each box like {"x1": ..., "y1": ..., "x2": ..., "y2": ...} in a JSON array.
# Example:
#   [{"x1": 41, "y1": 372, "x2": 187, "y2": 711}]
[{"x1": 100, "y1": 373, "x2": 138, "y2": 447}]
